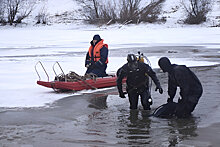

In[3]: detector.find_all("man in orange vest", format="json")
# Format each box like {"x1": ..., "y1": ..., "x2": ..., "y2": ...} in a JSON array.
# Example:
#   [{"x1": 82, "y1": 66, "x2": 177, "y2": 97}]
[{"x1": 85, "y1": 34, "x2": 109, "y2": 77}]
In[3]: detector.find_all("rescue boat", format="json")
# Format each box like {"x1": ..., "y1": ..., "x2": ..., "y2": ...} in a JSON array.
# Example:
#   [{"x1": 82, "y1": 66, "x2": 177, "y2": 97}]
[
  {"x1": 37, "y1": 76, "x2": 121, "y2": 91},
  {"x1": 35, "y1": 61, "x2": 125, "y2": 92}
]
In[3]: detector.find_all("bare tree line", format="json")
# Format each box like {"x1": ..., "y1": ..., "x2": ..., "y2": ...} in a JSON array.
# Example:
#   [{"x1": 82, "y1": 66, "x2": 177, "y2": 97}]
[
  {"x1": 182, "y1": 0, "x2": 212, "y2": 24},
  {"x1": 0, "y1": 0, "x2": 214, "y2": 26},
  {"x1": 0, "y1": 0, "x2": 35, "y2": 25},
  {"x1": 76, "y1": 0, "x2": 213, "y2": 25},
  {"x1": 76, "y1": 0, "x2": 166, "y2": 24}
]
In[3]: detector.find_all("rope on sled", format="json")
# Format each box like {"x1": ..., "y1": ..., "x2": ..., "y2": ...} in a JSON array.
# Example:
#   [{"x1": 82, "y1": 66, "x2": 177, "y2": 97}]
[
  {"x1": 54, "y1": 71, "x2": 98, "y2": 82},
  {"x1": 54, "y1": 71, "x2": 97, "y2": 90}
]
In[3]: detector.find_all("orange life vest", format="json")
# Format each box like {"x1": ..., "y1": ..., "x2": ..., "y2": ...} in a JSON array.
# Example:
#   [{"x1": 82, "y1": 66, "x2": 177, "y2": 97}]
[{"x1": 88, "y1": 39, "x2": 108, "y2": 64}]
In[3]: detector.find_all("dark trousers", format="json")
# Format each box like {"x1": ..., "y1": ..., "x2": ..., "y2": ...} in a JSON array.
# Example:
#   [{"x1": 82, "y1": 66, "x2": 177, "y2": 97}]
[
  {"x1": 128, "y1": 89, "x2": 151, "y2": 110},
  {"x1": 175, "y1": 100, "x2": 197, "y2": 118},
  {"x1": 86, "y1": 64, "x2": 107, "y2": 77}
]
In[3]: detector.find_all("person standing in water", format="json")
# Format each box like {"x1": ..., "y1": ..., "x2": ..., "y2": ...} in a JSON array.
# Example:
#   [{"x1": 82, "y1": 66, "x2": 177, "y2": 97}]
[{"x1": 117, "y1": 54, "x2": 163, "y2": 110}]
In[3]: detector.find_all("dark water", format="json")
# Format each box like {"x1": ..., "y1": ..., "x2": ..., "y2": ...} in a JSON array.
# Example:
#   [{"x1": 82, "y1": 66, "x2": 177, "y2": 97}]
[{"x1": 0, "y1": 46, "x2": 220, "y2": 147}]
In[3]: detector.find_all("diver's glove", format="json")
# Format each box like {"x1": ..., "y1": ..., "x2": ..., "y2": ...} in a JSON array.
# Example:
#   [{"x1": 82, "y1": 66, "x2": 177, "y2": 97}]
[
  {"x1": 85, "y1": 62, "x2": 93, "y2": 68},
  {"x1": 167, "y1": 97, "x2": 173, "y2": 103},
  {"x1": 86, "y1": 63, "x2": 96, "y2": 69},
  {"x1": 155, "y1": 86, "x2": 163, "y2": 94},
  {"x1": 148, "y1": 97, "x2": 153, "y2": 105},
  {"x1": 86, "y1": 63, "x2": 91, "y2": 68}
]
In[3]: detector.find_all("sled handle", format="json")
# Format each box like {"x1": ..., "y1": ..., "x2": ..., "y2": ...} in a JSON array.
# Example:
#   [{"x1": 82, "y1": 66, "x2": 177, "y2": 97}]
[
  {"x1": 53, "y1": 61, "x2": 66, "y2": 82},
  {"x1": 35, "y1": 61, "x2": 49, "y2": 81}
]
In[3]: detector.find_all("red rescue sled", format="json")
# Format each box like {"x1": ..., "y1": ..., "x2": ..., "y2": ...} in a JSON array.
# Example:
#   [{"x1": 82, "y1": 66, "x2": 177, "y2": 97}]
[
  {"x1": 35, "y1": 61, "x2": 125, "y2": 91},
  {"x1": 37, "y1": 76, "x2": 121, "y2": 91}
]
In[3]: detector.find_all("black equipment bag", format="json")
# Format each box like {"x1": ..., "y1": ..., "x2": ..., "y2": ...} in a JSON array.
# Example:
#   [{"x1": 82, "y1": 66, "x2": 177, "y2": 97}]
[{"x1": 152, "y1": 102, "x2": 177, "y2": 118}]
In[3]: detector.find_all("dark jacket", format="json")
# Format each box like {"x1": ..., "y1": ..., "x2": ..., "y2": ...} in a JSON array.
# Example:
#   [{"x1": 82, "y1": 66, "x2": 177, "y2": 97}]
[
  {"x1": 168, "y1": 64, "x2": 203, "y2": 104},
  {"x1": 117, "y1": 62, "x2": 161, "y2": 93}
]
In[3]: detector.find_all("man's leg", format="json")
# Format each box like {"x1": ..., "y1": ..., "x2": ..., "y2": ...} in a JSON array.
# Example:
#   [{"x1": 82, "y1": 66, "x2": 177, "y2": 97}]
[
  {"x1": 128, "y1": 109, "x2": 139, "y2": 123},
  {"x1": 175, "y1": 102, "x2": 187, "y2": 118},
  {"x1": 90, "y1": 65, "x2": 107, "y2": 77},
  {"x1": 175, "y1": 100, "x2": 197, "y2": 118},
  {"x1": 128, "y1": 92, "x2": 139, "y2": 110},
  {"x1": 85, "y1": 67, "x2": 92, "y2": 74},
  {"x1": 140, "y1": 90, "x2": 151, "y2": 110},
  {"x1": 186, "y1": 102, "x2": 197, "y2": 113}
]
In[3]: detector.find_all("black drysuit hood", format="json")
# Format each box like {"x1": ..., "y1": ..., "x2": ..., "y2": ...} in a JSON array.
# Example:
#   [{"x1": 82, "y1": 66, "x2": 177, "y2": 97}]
[{"x1": 158, "y1": 57, "x2": 173, "y2": 73}]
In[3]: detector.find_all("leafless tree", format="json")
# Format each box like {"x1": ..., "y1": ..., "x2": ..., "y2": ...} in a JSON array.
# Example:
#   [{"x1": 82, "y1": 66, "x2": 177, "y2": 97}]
[
  {"x1": 182, "y1": 0, "x2": 212, "y2": 24},
  {"x1": 75, "y1": 0, "x2": 165, "y2": 25},
  {"x1": 0, "y1": 0, "x2": 6, "y2": 24},
  {"x1": 76, "y1": 0, "x2": 100, "y2": 20},
  {"x1": 36, "y1": 5, "x2": 48, "y2": 24},
  {"x1": 76, "y1": 0, "x2": 118, "y2": 24},
  {"x1": 99, "y1": 1, "x2": 117, "y2": 24},
  {"x1": 139, "y1": 0, "x2": 165, "y2": 23},
  {"x1": 117, "y1": 0, "x2": 165, "y2": 24},
  {"x1": 119, "y1": 0, "x2": 141, "y2": 23},
  {"x1": 7, "y1": 0, "x2": 20, "y2": 25},
  {"x1": 6, "y1": 0, "x2": 35, "y2": 25}
]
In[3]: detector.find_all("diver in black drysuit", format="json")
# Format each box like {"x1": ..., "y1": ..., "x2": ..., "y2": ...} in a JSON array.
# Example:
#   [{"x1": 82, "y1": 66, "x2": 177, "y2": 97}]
[
  {"x1": 155, "y1": 57, "x2": 203, "y2": 118},
  {"x1": 117, "y1": 54, "x2": 163, "y2": 110}
]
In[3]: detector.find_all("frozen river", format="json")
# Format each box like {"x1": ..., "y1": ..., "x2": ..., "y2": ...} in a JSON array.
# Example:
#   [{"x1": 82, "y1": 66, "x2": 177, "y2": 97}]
[{"x1": 0, "y1": 43, "x2": 220, "y2": 147}]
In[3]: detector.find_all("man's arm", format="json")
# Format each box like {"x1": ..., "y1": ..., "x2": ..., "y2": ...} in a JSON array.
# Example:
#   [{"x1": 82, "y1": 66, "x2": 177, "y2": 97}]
[
  {"x1": 146, "y1": 65, "x2": 159, "y2": 85},
  {"x1": 117, "y1": 66, "x2": 126, "y2": 98},
  {"x1": 168, "y1": 74, "x2": 177, "y2": 101},
  {"x1": 174, "y1": 67, "x2": 190, "y2": 100},
  {"x1": 85, "y1": 52, "x2": 91, "y2": 67}
]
